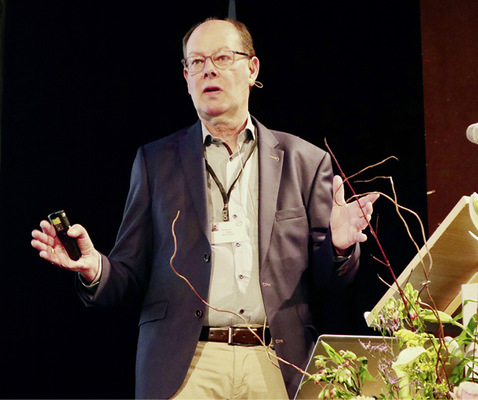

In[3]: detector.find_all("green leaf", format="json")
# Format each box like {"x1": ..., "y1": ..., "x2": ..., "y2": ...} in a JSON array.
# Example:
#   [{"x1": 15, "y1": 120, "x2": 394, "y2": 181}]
[
  {"x1": 467, "y1": 314, "x2": 477, "y2": 332},
  {"x1": 449, "y1": 358, "x2": 470, "y2": 385},
  {"x1": 420, "y1": 309, "x2": 453, "y2": 324},
  {"x1": 455, "y1": 315, "x2": 478, "y2": 346},
  {"x1": 359, "y1": 362, "x2": 375, "y2": 383},
  {"x1": 321, "y1": 341, "x2": 345, "y2": 364}
]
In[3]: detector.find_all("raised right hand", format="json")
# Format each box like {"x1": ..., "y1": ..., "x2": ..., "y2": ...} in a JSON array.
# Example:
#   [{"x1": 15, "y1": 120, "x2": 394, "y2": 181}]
[{"x1": 31, "y1": 220, "x2": 100, "y2": 283}]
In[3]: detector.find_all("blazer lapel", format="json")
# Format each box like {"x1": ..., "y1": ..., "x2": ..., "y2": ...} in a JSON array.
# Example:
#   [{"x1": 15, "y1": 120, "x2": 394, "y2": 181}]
[
  {"x1": 255, "y1": 119, "x2": 284, "y2": 268},
  {"x1": 179, "y1": 121, "x2": 210, "y2": 240},
  {"x1": 177, "y1": 117, "x2": 284, "y2": 257}
]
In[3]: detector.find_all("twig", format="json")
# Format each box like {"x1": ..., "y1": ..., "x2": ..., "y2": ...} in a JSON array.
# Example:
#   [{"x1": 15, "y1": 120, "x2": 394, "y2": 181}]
[
  {"x1": 324, "y1": 139, "x2": 450, "y2": 390},
  {"x1": 169, "y1": 210, "x2": 312, "y2": 378}
]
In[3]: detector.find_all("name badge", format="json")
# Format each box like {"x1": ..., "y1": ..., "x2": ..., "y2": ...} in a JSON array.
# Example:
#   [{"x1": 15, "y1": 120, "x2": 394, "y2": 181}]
[{"x1": 211, "y1": 220, "x2": 247, "y2": 244}]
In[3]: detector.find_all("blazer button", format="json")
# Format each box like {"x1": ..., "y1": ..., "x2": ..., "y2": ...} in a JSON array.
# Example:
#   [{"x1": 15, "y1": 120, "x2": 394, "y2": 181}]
[
  {"x1": 195, "y1": 309, "x2": 203, "y2": 319},
  {"x1": 203, "y1": 253, "x2": 210, "y2": 263}
]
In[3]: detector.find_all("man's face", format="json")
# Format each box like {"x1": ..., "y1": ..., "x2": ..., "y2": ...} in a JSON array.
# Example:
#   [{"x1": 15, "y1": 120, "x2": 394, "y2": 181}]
[{"x1": 183, "y1": 20, "x2": 259, "y2": 123}]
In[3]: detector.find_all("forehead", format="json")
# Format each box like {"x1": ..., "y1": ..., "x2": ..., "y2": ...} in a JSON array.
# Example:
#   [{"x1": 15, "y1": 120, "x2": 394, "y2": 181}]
[{"x1": 186, "y1": 20, "x2": 242, "y2": 55}]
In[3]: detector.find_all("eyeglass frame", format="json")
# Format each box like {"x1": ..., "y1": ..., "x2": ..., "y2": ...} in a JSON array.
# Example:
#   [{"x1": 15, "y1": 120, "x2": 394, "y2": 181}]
[{"x1": 181, "y1": 50, "x2": 251, "y2": 75}]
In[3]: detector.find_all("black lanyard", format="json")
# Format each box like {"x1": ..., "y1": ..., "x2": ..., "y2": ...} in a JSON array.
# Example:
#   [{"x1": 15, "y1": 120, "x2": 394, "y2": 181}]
[{"x1": 205, "y1": 140, "x2": 257, "y2": 222}]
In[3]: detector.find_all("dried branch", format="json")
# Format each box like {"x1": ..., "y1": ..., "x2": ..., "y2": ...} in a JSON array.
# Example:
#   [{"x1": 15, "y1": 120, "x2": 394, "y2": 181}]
[{"x1": 169, "y1": 210, "x2": 312, "y2": 378}]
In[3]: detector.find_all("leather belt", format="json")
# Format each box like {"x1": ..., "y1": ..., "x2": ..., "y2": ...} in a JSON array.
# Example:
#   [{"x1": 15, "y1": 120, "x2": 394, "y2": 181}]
[{"x1": 199, "y1": 326, "x2": 270, "y2": 346}]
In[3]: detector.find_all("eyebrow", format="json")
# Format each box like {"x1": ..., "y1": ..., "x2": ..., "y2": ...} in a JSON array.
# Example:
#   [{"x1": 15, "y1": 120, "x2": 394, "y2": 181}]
[{"x1": 186, "y1": 47, "x2": 232, "y2": 57}]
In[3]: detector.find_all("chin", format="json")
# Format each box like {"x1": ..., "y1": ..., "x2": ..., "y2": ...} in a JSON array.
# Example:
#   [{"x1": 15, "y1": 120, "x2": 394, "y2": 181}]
[{"x1": 200, "y1": 106, "x2": 228, "y2": 119}]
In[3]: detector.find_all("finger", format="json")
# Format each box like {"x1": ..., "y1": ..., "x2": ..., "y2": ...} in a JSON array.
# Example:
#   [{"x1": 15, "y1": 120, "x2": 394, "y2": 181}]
[
  {"x1": 32, "y1": 228, "x2": 55, "y2": 248},
  {"x1": 31, "y1": 230, "x2": 61, "y2": 262},
  {"x1": 357, "y1": 192, "x2": 380, "y2": 207},
  {"x1": 332, "y1": 175, "x2": 346, "y2": 205},
  {"x1": 31, "y1": 238, "x2": 49, "y2": 252},
  {"x1": 36, "y1": 243, "x2": 57, "y2": 263},
  {"x1": 354, "y1": 232, "x2": 368, "y2": 243},
  {"x1": 39, "y1": 220, "x2": 60, "y2": 247},
  {"x1": 31, "y1": 229, "x2": 44, "y2": 241},
  {"x1": 353, "y1": 198, "x2": 377, "y2": 222},
  {"x1": 361, "y1": 201, "x2": 374, "y2": 217},
  {"x1": 39, "y1": 219, "x2": 56, "y2": 235},
  {"x1": 36, "y1": 239, "x2": 73, "y2": 268},
  {"x1": 347, "y1": 213, "x2": 370, "y2": 232},
  {"x1": 39, "y1": 248, "x2": 55, "y2": 262},
  {"x1": 356, "y1": 215, "x2": 371, "y2": 231}
]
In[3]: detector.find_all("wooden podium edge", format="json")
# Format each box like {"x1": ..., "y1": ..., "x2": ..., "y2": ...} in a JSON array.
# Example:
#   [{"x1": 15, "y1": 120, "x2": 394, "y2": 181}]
[
  {"x1": 365, "y1": 196, "x2": 472, "y2": 327},
  {"x1": 444, "y1": 271, "x2": 478, "y2": 315}
]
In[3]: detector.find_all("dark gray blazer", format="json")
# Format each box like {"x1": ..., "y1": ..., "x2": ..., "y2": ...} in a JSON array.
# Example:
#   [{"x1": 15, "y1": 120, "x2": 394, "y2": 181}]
[{"x1": 78, "y1": 117, "x2": 359, "y2": 399}]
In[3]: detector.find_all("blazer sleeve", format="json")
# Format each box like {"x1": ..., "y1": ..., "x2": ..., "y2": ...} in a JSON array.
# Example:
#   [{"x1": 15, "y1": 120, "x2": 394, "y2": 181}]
[{"x1": 307, "y1": 151, "x2": 359, "y2": 291}]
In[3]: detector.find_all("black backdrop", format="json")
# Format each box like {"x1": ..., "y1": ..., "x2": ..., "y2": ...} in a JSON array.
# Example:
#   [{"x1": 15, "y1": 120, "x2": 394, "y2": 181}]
[{"x1": 0, "y1": 1, "x2": 427, "y2": 398}]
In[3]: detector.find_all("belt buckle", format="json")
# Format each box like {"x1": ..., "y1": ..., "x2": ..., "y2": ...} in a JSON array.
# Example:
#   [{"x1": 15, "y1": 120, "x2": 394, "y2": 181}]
[
  {"x1": 227, "y1": 326, "x2": 261, "y2": 346},
  {"x1": 228, "y1": 326, "x2": 235, "y2": 345},
  {"x1": 228, "y1": 326, "x2": 248, "y2": 345},
  {"x1": 227, "y1": 326, "x2": 247, "y2": 346}
]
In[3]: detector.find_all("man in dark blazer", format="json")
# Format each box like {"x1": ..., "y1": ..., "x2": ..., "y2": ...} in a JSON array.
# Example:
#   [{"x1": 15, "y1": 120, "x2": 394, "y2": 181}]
[{"x1": 32, "y1": 18, "x2": 378, "y2": 399}]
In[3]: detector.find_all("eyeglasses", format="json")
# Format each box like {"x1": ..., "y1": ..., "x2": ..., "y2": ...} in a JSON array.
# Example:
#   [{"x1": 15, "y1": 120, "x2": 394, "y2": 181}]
[{"x1": 182, "y1": 50, "x2": 250, "y2": 75}]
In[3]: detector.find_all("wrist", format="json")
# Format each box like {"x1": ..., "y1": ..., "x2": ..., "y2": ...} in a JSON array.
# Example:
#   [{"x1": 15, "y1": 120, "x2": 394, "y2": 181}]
[
  {"x1": 80, "y1": 251, "x2": 102, "y2": 284},
  {"x1": 333, "y1": 244, "x2": 353, "y2": 257},
  {"x1": 333, "y1": 246, "x2": 348, "y2": 256}
]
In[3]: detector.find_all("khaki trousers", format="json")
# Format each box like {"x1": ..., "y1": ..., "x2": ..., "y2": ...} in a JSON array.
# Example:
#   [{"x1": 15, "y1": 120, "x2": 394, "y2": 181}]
[{"x1": 171, "y1": 341, "x2": 289, "y2": 399}]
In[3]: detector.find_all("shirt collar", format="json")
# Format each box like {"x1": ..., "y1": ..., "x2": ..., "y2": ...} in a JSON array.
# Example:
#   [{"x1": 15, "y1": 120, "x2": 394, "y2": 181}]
[{"x1": 202, "y1": 114, "x2": 256, "y2": 146}]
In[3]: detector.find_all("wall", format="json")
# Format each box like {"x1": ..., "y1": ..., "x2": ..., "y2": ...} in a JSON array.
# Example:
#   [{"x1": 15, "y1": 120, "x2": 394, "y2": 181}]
[{"x1": 421, "y1": 0, "x2": 478, "y2": 232}]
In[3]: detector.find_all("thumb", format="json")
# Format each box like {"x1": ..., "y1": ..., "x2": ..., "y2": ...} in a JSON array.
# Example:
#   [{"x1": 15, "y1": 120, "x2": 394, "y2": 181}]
[
  {"x1": 333, "y1": 175, "x2": 346, "y2": 206},
  {"x1": 68, "y1": 224, "x2": 96, "y2": 254}
]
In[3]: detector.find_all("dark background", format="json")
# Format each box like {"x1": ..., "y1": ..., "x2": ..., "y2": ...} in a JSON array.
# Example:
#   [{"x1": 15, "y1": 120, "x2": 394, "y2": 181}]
[{"x1": 0, "y1": 1, "x2": 427, "y2": 398}]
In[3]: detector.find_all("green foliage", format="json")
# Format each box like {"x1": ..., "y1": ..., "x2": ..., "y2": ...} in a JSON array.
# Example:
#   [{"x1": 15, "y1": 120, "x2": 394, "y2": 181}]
[
  {"x1": 301, "y1": 341, "x2": 375, "y2": 399},
  {"x1": 372, "y1": 283, "x2": 478, "y2": 398},
  {"x1": 302, "y1": 283, "x2": 478, "y2": 399}
]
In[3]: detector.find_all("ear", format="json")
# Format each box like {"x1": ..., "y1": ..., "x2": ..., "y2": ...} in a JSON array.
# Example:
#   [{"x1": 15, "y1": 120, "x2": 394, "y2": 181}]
[
  {"x1": 248, "y1": 56, "x2": 260, "y2": 86},
  {"x1": 183, "y1": 68, "x2": 191, "y2": 94}
]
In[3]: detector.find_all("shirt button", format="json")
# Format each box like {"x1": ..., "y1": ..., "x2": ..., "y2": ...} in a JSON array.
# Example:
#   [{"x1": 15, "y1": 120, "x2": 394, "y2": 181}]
[
  {"x1": 229, "y1": 156, "x2": 233, "y2": 162},
  {"x1": 203, "y1": 253, "x2": 210, "y2": 263},
  {"x1": 239, "y1": 274, "x2": 244, "y2": 279},
  {"x1": 232, "y1": 214, "x2": 238, "y2": 219},
  {"x1": 195, "y1": 309, "x2": 203, "y2": 319},
  {"x1": 235, "y1": 242, "x2": 241, "y2": 247},
  {"x1": 239, "y1": 309, "x2": 245, "y2": 315}
]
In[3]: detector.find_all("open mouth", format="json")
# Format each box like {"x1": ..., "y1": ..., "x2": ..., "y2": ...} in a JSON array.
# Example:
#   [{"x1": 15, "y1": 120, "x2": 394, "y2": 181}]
[{"x1": 204, "y1": 86, "x2": 221, "y2": 93}]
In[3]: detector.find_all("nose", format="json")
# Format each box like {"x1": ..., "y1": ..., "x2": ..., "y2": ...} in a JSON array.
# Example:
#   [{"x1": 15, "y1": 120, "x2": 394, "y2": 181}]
[{"x1": 203, "y1": 56, "x2": 218, "y2": 77}]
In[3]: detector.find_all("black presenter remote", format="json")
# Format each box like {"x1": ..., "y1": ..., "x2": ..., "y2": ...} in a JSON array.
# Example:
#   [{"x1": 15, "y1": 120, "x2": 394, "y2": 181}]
[{"x1": 48, "y1": 210, "x2": 82, "y2": 261}]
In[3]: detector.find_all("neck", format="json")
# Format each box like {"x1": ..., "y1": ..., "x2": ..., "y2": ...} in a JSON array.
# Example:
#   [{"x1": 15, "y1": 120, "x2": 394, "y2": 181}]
[{"x1": 202, "y1": 115, "x2": 248, "y2": 152}]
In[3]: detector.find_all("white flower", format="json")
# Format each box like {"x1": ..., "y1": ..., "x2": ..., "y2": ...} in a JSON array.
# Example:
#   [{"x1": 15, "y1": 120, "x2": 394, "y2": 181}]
[{"x1": 452, "y1": 381, "x2": 478, "y2": 399}]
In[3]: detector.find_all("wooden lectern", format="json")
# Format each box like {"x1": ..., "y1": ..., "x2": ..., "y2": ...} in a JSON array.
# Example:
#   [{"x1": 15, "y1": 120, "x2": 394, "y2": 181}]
[{"x1": 366, "y1": 195, "x2": 478, "y2": 327}]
